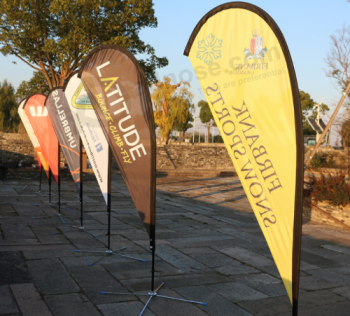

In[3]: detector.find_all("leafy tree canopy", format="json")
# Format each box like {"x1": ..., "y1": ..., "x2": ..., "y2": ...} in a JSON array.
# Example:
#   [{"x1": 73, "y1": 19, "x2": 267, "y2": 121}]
[
  {"x1": 300, "y1": 90, "x2": 329, "y2": 135},
  {"x1": 198, "y1": 100, "x2": 216, "y2": 126},
  {"x1": 0, "y1": 0, "x2": 168, "y2": 89},
  {"x1": 16, "y1": 71, "x2": 50, "y2": 100},
  {"x1": 197, "y1": 100, "x2": 216, "y2": 142},
  {"x1": 170, "y1": 87, "x2": 194, "y2": 134},
  {"x1": 152, "y1": 76, "x2": 193, "y2": 142},
  {"x1": 0, "y1": 80, "x2": 19, "y2": 132}
]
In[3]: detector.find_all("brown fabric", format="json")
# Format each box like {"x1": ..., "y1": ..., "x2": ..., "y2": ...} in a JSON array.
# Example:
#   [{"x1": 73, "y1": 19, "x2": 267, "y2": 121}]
[{"x1": 78, "y1": 45, "x2": 156, "y2": 248}]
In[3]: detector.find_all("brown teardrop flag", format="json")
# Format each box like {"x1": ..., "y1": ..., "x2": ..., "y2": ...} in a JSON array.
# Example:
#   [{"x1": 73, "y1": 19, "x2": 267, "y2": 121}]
[
  {"x1": 24, "y1": 94, "x2": 60, "y2": 184},
  {"x1": 78, "y1": 45, "x2": 156, "y2": 247},
  {"x1": 46, "y1": 88, "x2": 82, "y2": 194}
]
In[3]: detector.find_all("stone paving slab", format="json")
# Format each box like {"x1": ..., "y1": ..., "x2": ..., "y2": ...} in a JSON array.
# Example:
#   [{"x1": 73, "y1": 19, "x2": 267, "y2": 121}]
[
  {"x1": 97, "y1": 301, "x2": 156, "y2": 316},
  {"x1": 45, "y1": 294, "x2": 101, "y2": 316},
  {"x1": 153, "y1": 244, "x2": 210, "y2": 273},
  {"x1": 299, "y1": 275, "x2": 339, "y2": 291},
  {"x1": 27, "y1": 258, "x2": 80, "y2": 294},
  {"x1": 175, "y1": 285, "x2": 254, "y2": 316},
  {"x1": 208, "y1": 282, "x2": 268, "y2": 302},
  {"x1": 331, "y1": 286, "x2": 350, "y2": 300},
  {"x1": 1, "y1": 174, "x2": 350, "y2": 316},
  {"x1": 120, "y1": 273, "x2": 231, "y2": 292},
  {"x1": 214, "y1": 246, "x2": 275, "y2": 268},
  {"x1": 138, "y1": 288, "x2": 208, "y2": 316},
  {"x1": 0, "y1": 285, "x2": 19, "y2": 314},
  {"x1": 68, "y1": 265, "x2": 137, "y2": 304},
  {"x1": 0, "y1": 251, "x2": 32, "y2": 286},
  {"x1": 274, "y1": 301, "x2": 350, "y2": 316},
  {"x1": 11, "y1": 283, "x2": 53, "y2": 316}
]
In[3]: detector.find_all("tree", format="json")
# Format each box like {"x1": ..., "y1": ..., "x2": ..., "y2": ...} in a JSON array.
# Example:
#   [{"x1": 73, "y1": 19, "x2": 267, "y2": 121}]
[
  {"x1": 300, "y1": 90, "x2": 329, "y2": 135},
  {"x1": 170, "y1": 87, "x2": 194, "y2": 141},
  {"x1": 152, "y1": 77, "x2": 194, "y2": 143},
  {"x1": 0, "y1": 80, "x2": 20, "y2": 132},
  {"x1": 213, "y1": 135, "x2": 224, "y2": 143},
  {"x1": 325, "y1": 25, "x2": 350, "y2": 97},
  {"x1": 325, "y1": 25, "x2": 350, "y2": 150},
  {"x1": 305, "y1": 25, "x2": 350, "y2": 168},
  {"x1": 16, "y1": 71, "x2": 50, "y2": 99},
  {"x1": 325, "y1": 25, "x2": 350, "y2": 144},
  {"x1": 0, "y1": 0, "x2": 168, "y2": 89},
  {"x1": 340, "y1": 119, "x2": 350, "y2": 147},
  {"x1": 198, "y1": 100, "x2": 216, "y2": 143}
]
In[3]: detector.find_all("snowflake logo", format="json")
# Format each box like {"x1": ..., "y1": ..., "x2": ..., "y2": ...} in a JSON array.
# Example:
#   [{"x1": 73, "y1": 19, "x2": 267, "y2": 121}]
[{"x1": 196, "y1": 34, "x2": 223, "y2": 65}]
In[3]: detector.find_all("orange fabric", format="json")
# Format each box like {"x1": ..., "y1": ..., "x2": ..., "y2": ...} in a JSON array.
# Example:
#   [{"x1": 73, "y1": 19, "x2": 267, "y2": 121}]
[
  {"x1": 24, "y1": 95, "x2": 59, "y2": 184},
  {"x1": 35, "y1": 147, "x2": 50, "y2": 179}
]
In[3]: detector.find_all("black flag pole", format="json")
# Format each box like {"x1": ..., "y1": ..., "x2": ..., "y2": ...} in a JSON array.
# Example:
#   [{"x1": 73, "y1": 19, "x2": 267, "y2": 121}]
[
  {"x1": 80, "y1": 139, "x2": 83, "y2": 228},
  {"x1": 74, "y1": 146, "x2": 146, "y2": 265},
  {"x1": 75, "y1": 44, "x2": 206, "y2": 314},
  {"x1": 69, "y1": 138, "x2": 97, "y2": 237},
  {"x1": 293, "y1": 301, "x2": 298, "y2": 316},
  {"x1": 49, "y1": 166, "x2": 51, "y2": 204},
  {"x1": 107, "y1": 146, "x2": 111, "y2": 250},
  {"x1": 39, "y1": 164, "x2": 43, "y2": 192},
  {"x1": 101, "y1": 206, "x2": 207, "y2": 316},
  {"x1": 56, "y1": 144, "x2": 65, "y2": 224}
]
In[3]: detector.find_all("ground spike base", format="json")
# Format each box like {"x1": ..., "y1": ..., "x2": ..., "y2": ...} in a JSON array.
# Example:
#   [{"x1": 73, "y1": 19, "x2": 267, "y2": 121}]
[
  {"x1": 55, "y1": 213, "x2": 66, "y2": 224},
  {"x1": 101, "y1": 282, "x2": 207, "y2": 316},
  {"x1": 74, "y1": 248, "x2": 147, "y2": 266}
]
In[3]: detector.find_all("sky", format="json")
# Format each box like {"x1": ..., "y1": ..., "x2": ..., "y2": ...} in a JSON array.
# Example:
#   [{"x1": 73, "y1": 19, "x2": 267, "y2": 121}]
[
  {"x1": 0, "y1": 0, "x2": 349, "y2": 141},
  {"x1": 138, "y1": 0, "x2": 350, "y2": 141}
]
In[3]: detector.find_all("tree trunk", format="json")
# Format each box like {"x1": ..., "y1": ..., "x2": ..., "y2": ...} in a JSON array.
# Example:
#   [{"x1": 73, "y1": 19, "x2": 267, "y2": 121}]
[
  {"x1": 207, "y1": 123, "x2": 210, "y2": 143},
  {"x1": 165, "y1": 134, "x2": 169, "y2": 144},
  {"x1": 161, "y1": 134, "x2": 170, "y2": 144}
]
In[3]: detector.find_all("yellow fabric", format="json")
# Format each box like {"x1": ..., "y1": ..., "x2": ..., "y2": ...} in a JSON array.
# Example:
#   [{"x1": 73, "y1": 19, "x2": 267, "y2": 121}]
[
  {"x1": 35, "y1": 148, "x2": 50, "y2": 179},
  {"x1": 188, "y1": 8, "x2": 296, "y2": 303}
]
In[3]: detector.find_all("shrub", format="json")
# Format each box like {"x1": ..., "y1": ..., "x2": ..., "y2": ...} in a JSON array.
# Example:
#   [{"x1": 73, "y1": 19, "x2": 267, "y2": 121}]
[
  {"x1": 310, "y1": 153, "x2": 337, "y2": 169},
  {"x1": 310, "y1": 153, "x2": 327, "y2": 170},
  {"x1": 309, "y1": 172, "x2": 350, "y2": 207},
  {"x1": 327, "y1": 155, "x2": 336, "y2": 168}
]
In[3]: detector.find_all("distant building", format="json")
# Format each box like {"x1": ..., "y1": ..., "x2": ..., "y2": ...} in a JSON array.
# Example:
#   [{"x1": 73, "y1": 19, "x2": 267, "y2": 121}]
[{"x1": 304, "y1": 135, "x2": 316, "y2": 146}]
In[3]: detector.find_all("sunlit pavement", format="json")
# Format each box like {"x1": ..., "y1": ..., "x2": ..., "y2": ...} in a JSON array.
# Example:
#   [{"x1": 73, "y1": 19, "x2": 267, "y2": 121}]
[{"x1": 0, "y1": 174, "x2": 350, "y2": 316}]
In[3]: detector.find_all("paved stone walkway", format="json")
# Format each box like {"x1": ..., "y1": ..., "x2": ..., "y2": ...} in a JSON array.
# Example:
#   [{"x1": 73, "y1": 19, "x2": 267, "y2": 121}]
[{"x1": 0, "y1": 174, "x2": 350, "y2": 316}]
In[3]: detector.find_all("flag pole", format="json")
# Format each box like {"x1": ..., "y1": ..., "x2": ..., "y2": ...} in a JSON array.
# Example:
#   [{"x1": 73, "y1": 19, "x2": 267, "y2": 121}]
[
  {"x1": 107, "y1": 146, "x2": 111, "y2": 250},
  {"x1": 56, "y1": 144, "x2": 65, "y2": 224},
  {"x1": 69, "y1": 140, "x2": 97, "y2": 237},
  {"x1": 49, "y1": 166, "x2": 51, "y2": 204},
  {"x1": 58, "y1": 144, "x2": 61, "y2": 215},
  {"x1": 293, "y1": 301, "x2": 298, "y2": 316},
  {"x1": 80, "y1": 140, "x2": 83, "y2": 228},
  {"x1": 100, "y1": 209, "x2": 206, "y2": 316},
  {"x1": 100, "y1": 153, "x2": 206, "y2": 316},
  {"x1": 39, "y1": 164, "x2": 42, "y2": 192},
  {"x1": 74, "y1": 145, "x2": 145, "y2": 265}
]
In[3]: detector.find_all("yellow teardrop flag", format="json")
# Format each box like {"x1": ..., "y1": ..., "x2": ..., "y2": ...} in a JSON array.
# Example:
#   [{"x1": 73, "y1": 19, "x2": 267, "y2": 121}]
[{"x1": 184, "y1": 3, "x2": 304, "y2": 313}]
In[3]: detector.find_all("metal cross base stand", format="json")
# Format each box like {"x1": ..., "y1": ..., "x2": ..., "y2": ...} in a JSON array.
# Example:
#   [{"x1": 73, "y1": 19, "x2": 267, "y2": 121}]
[
  {"x1": 101, "y1": 282, "x2": 207, "y2": 316},
  {"x1": 55, "y1": 213, "x2": 66, "y2": 224},
  {"x1": 74, "y1": 248, "x2": 147, "y2": 266}
]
